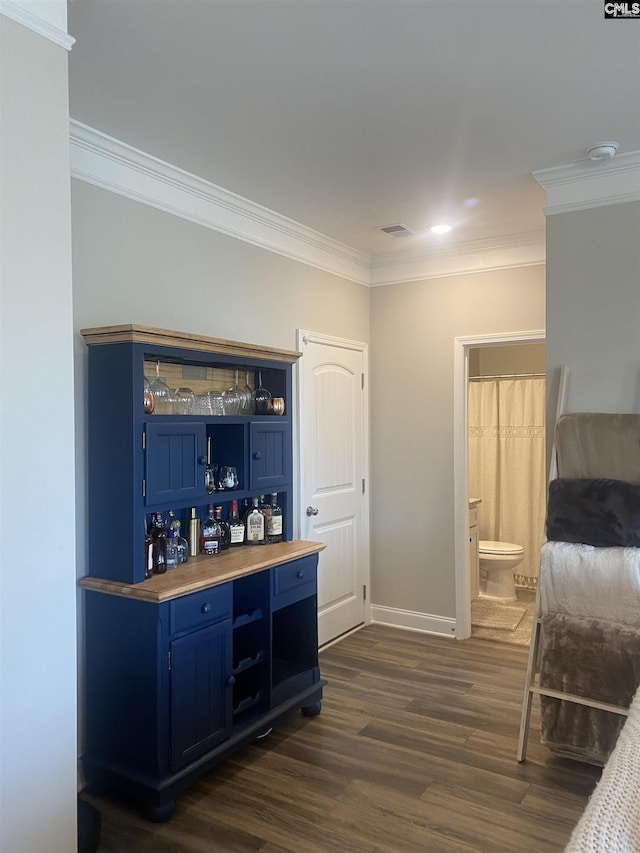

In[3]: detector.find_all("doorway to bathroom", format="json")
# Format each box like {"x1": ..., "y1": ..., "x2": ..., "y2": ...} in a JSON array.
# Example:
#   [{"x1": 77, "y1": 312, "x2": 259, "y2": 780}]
[
  {"x1": 453, "y1": 330, "x2": 545, "y2": 642},
  {"x1": 468, "y1": 343, "x2": 545, "y2": 645}
]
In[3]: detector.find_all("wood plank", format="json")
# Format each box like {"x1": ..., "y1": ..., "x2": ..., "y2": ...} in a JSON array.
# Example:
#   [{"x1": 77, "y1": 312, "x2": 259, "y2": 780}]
[
  {"x1": 79, "y1": 540, "x2": 325, "y2": 601},
  {"x1": 82, "y1": 626, "x2": 599, "y2": 852},
  {"x1": 80, "y1": 324, "x2": 302, "y2": 363}
]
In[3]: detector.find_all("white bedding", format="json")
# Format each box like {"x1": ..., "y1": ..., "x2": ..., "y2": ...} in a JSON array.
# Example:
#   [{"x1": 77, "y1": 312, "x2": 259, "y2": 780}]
[
  {"x1": 539, "y1": 541, "x2": 640, "y2": 627},
  {"x1": 565, "y1": 685, "x2": 640, "y2": 852}
]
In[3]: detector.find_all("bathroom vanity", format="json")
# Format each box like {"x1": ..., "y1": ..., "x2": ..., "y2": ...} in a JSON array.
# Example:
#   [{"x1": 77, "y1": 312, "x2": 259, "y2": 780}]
[
  {"x1": 469, "y1": 498, "x2": 481, "y2": 599},
  {"x1": 79, "y1": 325, "x2": 326, "y2": 820}
]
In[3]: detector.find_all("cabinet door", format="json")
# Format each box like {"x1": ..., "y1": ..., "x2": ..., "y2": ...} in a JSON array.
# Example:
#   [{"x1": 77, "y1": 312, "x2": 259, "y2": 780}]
[
  {"x1": 170, "y1": 620, "x2": 232, "y2": 772},
  {"x1": 145, "y1": 421, "x2": 206, "y2": 506},
  {"x1": 470, "y1": 524, "x2": 480, "y2": 600},
  {"x1": 250, "y1": 421, "x2": 289, "y2": 491}
]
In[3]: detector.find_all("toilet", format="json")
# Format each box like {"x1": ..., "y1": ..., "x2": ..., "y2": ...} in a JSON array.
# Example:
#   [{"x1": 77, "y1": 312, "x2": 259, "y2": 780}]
[{"x1": 478, "y1": 540, "x2": 525, "y2": 602}]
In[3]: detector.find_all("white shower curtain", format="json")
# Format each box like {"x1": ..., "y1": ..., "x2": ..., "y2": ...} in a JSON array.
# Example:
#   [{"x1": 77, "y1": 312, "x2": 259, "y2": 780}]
[{"x1": 468, "y1": 377, "x2": 546, "y2": 585}]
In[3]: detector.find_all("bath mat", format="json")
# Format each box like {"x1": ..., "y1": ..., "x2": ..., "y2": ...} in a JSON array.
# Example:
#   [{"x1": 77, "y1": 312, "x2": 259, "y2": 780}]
[{"x1": 471, "y1": 600, "x2": 527, "y2": 631}]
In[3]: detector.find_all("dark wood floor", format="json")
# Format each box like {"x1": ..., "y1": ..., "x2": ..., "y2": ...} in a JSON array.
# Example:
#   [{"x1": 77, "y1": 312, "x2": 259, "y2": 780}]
[{"x1": 84, "y1": 625, "x2": 601, "y2": 852}]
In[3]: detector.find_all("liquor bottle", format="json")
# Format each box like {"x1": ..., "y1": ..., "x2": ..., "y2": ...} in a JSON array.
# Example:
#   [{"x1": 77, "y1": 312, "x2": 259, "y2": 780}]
[
  {"x1": 199, "y1": 504, "x2": 222, "y2": 555},
  {"x1": 245, "y1": 496, "x2": 266, "y2": 545},
  {"x1": 165, "y1": 510, "x2": 179, "y2": 569},
  {"x1": 144, "y1": 518, "x2": 154, "y2": 579},
  {"x1": 266, "y1": 493, "x2": 283, "y2": 544},
  {"x1": 227, "y1": 499, "x2": 245, "y2": 547},
  {"x1": 169, "y1": 517, "x2": 189, "y2": 565},
  {"x1": 188, "y1": 507, "x2": 200, "y2": 557},
  {"x1": 166, "y1": 526, "x2": 179, "y2": 569},
  {"x1": 214, "y1": 505, "x2": 230, "y2": 550},
  {"x1": 150, "y1": 512, "x2": 168, "y2": 574},
  {"x1": 175, "y1": 530, "x2": 189, "y2": 564},
  {"x1": 259, "y1": 494, "x2": 271, "y2": 534}
]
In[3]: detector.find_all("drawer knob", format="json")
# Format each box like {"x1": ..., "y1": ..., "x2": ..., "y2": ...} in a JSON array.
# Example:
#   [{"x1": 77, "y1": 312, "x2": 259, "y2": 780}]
[
  {"x1": 198, "y1": 456, "x2": 207, "y2": 465},
  {"x1": 201, "y1": 603, "x2": 212, "y2": 614},
  {"x1": 306, "y1": 506, "x2": 319, "y2": 516},
  {"x1": 252, "y1": 451, "x2": 262, "y2": 460},
  {"x1": 226, "y1": 675, "x2": 236, "y2": 687},
  {"x1": 296, "y1": 570, "x2": 305, "y2": 579}
]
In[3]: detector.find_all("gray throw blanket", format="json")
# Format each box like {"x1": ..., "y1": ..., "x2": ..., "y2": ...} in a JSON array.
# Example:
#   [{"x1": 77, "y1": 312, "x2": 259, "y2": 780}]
[{"x1": 539, "y1": 612, "x2": 640, "y2": 766}]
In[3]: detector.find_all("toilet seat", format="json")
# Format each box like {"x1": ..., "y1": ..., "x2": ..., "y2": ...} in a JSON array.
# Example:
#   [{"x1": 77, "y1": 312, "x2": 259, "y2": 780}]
[{"x1": 479, "y1": 540, "x2": 524, "y2": 556}]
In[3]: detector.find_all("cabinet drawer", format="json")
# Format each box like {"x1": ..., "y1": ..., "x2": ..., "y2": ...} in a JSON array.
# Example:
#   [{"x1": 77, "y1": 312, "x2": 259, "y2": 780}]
[
  {"x1": 170, "y1": 584, "x2": 232, "y2": 636},
  {"x1": 272, "y1": 557, "x2": 317, "y2": 606}
]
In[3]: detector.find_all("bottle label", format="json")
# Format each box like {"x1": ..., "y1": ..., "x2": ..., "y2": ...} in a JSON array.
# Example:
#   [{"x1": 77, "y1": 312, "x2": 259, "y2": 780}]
[
  {"x1": 267, "y1": 516, "x2": 282, "y2": 535},
  {"x1": 230, "y1": 526, "x2": 245, "y2": 544},
  {"x1": 247, "y1": 512, "x2": 264, "y2": 541},
  {"x1": 203, "y1": 540, "x2": 219, "y2": 555}
]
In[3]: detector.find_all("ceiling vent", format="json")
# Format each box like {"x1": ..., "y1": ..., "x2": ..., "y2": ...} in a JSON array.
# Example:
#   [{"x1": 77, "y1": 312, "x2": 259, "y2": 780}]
[{"x1": 379, "y1": 223, "x2": 413, "y2": 238}]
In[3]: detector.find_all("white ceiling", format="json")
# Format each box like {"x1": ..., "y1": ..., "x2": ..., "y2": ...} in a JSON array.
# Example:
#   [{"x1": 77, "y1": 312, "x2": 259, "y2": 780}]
[{"x1": 67, "y1": 0, "x2": 640, "y2": 259}]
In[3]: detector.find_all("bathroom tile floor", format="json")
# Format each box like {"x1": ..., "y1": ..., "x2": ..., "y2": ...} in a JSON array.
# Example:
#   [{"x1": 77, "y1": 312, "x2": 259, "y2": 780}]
[{"x1": 471, "y1": 587, "x2": 537, "y2": 646}]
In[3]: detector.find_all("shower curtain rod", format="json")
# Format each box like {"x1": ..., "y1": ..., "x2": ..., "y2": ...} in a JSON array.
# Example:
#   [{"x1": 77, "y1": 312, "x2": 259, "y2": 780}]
[{"x1": 469, "y1": 372, "x2": 546, "y2": 381}]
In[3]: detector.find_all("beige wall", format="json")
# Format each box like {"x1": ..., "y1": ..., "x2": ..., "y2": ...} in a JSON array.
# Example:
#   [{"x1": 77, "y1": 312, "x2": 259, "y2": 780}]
[
  {"x1": 470, "y1": 342, "x2": 545, "y2": 377},
  {"x1": 71, "y1": 179, "x2": 370, "y2": 569},
  {"x1": 1, "y1": 15, "x2": 78, "y2": 852},
  {"x1": 370, "y1": 266, "x2": 545, "y2": 618},
  {"x1": 546, "y1": 201, "x2": 640, "y2": 417}
]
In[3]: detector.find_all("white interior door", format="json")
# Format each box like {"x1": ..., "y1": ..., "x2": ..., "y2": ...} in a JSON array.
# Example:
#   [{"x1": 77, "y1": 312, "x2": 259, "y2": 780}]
[{"x1": 297, "y1": 331, "x2": 369, "y2": 646}]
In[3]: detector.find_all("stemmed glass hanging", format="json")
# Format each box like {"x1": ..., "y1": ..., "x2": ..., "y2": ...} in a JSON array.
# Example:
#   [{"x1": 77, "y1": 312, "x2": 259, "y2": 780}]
[
  {"x1": 222, "y1": 370, "x2": 241, "y2": 415},
  {"x1": 237, "y1": 369, "x2": 252, "y2": 414},
  {"x1": 252, "y1": 370, "x2": 272, "y2": 414},
  {"x1": 240, "y1": 370, "x2": 253, "y2": 414},
  {"x1": 149, "y1": 361, "x2": 172, "y2": 413}
]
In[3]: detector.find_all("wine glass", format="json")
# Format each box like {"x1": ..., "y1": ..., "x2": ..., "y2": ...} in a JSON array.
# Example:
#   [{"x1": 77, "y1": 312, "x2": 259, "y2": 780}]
[
  {"x1": 240, "y1": 370, "x2": 253, "y2": 414},
  {"x1": 205, "y1": 436, "x2": 217, "y2": 493},
  {"x1": 253, "y1": 370, "x2": 272, "y2": 414},
  {"x1": 149, "y1": 361, "x2": 172, "y2": 413},
  {"x1": 222, "y1": 374, "x2": 241, "y2": 415},
  {"x1": 218, "y1": 466, "x2": 238, "y2": 490},
  {"x1": 236, "y1": 369, "x2": 252, "y2": 414},
  {"x1": 210, "y1": 391, "x2": 225, "y2": 416},
  {"x1": 174, "y1": 387, "x2": 194, "y2": 414}
]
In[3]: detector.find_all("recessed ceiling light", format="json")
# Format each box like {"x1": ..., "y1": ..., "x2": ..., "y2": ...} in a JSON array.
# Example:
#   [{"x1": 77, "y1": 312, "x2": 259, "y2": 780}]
[{"x1": 431, "y1": 224, "x2": 452, "y2": 235}]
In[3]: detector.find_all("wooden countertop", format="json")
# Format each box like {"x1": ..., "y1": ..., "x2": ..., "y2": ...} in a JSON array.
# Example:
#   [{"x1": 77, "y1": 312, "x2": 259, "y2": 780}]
[{"x1": 79, "y1": 540, "x2": 326, "y2": 603}]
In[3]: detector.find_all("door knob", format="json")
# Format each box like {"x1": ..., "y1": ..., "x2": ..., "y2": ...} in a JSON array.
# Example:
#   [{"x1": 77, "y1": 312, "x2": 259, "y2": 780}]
[{"x1": 306, "y1": 506, "x2": 319, "y2": 516}]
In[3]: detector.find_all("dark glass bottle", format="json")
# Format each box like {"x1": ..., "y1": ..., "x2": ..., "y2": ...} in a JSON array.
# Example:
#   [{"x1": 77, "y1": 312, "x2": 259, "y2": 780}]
[
  {"x1": 266, "y1": 493, "x2": 283, "y2": 543},
  {"x1": 150, "y1": 512, "x2": 168, "y2": 574},
  {"x1": 199, "y1": 504, "x2": 222, "y2": 555},
  {"x1": 144, "y1": 518, "x2": 154, "y2": 579},
  {"x1": 214, "y1": 505, "x2": 230, "y2": 550},
  {"x1": 227, "y1": 499, "x2": 245, "y2": 547}
]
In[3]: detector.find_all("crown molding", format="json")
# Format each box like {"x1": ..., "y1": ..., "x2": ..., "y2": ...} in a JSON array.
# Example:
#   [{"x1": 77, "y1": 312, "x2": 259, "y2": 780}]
[
  {"x1": 70, "y1": 120, "x2": 551, "y2": 286},
  {"x1": 0, "y1": 1, "x2": 75, "y2": 50},
  {"x1": 534, "y1": 150, "x2": 640, "y2": 216},
  {"x1": 369, "y1": 231, "x2": 545, "y2": 286},
  {"x1": 69, "y1": 121, "x2": 372, "y2": 286}
]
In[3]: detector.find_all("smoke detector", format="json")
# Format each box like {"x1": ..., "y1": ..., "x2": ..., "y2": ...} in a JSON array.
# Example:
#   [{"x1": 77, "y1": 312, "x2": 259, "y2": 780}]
[{"x1": 587, "y1": 141, "x2": 619, "y2": 160}]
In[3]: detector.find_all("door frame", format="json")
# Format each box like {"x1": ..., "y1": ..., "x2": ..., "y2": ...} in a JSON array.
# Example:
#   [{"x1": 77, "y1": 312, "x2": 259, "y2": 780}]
[
  {"x1": 296, "y1": 329, "x2": 371, "y2": 631},
  {"x1": 453, "y1": 329, "x2": 545, "y2": 639}
]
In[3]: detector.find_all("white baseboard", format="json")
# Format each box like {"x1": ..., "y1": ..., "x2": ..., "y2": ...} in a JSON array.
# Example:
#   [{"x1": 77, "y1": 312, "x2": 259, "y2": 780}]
[{"x1": 370, "y1": 605, "x2": 456, "y2": 638}]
